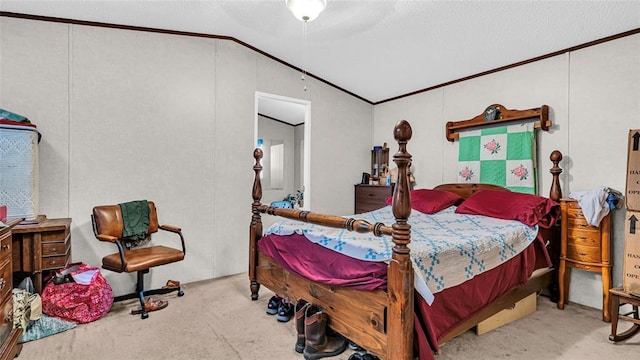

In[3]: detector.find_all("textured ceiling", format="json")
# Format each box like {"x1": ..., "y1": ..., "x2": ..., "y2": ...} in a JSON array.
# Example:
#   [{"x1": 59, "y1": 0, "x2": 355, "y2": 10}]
[{"x1": 2, "y1": 0, "x2": 640, "y2": 104}]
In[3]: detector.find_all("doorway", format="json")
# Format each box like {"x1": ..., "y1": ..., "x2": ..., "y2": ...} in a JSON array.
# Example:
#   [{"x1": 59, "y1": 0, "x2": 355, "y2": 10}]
[{"x1": 255, "y1": 92, "x2": 311, "y2": 210}]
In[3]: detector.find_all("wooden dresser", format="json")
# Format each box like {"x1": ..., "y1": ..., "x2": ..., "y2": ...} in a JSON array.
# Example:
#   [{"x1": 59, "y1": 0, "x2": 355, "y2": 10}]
[
  {"x1": 557, "y1": 198, "x2": 612, "y2": 322},
  {"x1": 0, "y1": 219, "x2": 23, "y2": 360},
  {"x1": 354, "y1": 184, "x2": 392, "y2": 214},
  {"x1": 12, "y1": 217, "x2": 72, "y2": 294}
]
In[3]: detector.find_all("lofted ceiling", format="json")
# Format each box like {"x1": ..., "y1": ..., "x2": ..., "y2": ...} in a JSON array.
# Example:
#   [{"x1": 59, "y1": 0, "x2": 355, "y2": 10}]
[{"x1": 1, "y1": 0, "x2": 640, "y2": 106}]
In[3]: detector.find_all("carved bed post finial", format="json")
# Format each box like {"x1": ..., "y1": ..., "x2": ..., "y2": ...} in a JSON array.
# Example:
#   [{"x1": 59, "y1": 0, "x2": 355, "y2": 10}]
[
  {"x1": 387, "y1": 120, "x2": 414, "y2": 360},
  {"x1": 252, "y1": 148, "x2": 264, "y2": 204},
  {"x1": 392, "y1": 120, "x2": 413, "y2": 222},
  {"x1": 249, "y1": 148, "x2": 264, "y2": 300},
  {"x1": 549, "y1": 150, "x2": 563, "y2": 201}
]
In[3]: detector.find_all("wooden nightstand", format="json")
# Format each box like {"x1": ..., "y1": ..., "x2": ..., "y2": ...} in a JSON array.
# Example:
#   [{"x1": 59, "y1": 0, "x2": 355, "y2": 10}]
[
  {"x1": 557, "y1": 198, "x2": 612, "y2": 322},
  {"x1": 354, "y1": 184, "x2": 391, "y2": 214}
]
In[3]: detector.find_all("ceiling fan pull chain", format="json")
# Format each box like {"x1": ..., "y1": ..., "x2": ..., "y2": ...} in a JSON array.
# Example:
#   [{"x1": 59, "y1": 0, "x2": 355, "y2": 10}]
[{"x1": 302, "y1": 19, "x2": 308, "y2": 91}]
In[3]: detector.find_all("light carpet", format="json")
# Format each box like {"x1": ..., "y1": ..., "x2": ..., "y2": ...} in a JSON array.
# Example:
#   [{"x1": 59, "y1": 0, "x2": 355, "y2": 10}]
[{"x1": 18, "y1": 273, "x2": 640, "y2": 360}]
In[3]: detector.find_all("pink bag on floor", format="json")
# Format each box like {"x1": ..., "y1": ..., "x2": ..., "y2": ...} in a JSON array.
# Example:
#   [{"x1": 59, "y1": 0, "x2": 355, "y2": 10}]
[{"x1": 41, "y1": 263, "x2": 114, "y2": 323}]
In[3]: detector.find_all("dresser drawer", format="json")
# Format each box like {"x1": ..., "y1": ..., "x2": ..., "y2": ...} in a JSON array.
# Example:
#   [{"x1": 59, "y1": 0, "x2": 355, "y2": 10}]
[
  {"x1": 42, "y1": 251, "x2": 70, "y2": 271},
  {"x1": 0, "y1": 295, "x2": 13, "y2": 347},
  {"x1": 42, "y1": 235, "x2": 70, "y2": 256},
  {"x1": 356, "y1": 185, "x2": 391, "y2": 199},
  {"x1": 0, "y1": 236, "x2": 11, "y2": 261},
  {"x1": 566, "y1": 243, "x2": 601, "y2": 263},
  {"x1": 41, "y1": 226, "x2": 70, "y2": 243},
  {"x1": 0, "y1": 258, "x2": 12, "y2": 304},
  {"x1": 355, "y1": 185, "x2": 391, "y2": 214}
]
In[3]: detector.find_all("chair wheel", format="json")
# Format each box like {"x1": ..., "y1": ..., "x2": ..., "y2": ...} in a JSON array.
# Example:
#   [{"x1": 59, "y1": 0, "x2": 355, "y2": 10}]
[
  {"x1": 141, "y1": 312, "x2": 149, "y2": 319},
  {"x1": 177, "y1": 290, "x2": 185, "y2": 297}
]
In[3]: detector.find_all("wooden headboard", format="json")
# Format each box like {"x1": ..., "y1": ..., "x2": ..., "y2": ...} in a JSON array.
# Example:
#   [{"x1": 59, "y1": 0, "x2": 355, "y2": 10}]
[
  {"x1": 445, "y1": 104, "x2": 551, "y2": 142},
  {"x1": 435, "y1": 149, "x2": 563, "y2": 201},
  {"x1": 433, "y1": 183, "x2": 508, "y2": 199}
]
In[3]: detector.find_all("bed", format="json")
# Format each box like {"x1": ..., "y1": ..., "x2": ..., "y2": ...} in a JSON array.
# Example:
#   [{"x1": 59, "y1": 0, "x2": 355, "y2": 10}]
[{"x1": 249, "y1": 116, "x2": 563, "y2": 360}]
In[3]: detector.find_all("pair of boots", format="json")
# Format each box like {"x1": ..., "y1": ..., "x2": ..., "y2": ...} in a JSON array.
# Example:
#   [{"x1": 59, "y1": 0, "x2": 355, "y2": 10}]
[{"x1": 295, "y1": 300, "x2": 347, "y2": 360}]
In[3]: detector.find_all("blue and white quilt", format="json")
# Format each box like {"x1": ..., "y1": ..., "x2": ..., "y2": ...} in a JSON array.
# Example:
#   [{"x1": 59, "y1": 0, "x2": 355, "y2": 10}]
[{"x1": 265, "y1": 206, "x2": 538, "y2": 305}]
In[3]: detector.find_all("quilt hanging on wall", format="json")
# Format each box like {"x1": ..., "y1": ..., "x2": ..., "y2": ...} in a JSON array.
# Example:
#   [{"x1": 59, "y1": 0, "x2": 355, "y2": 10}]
[{"x1": 457, "y1": 123, "x2": 537, "y2": 194}]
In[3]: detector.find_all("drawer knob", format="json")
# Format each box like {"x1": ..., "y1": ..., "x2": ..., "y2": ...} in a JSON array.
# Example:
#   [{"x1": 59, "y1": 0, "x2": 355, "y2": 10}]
[
  {"x1": 0, "y1": 244, "x2": 8, "y2": 250},
  {"x1": 50, "y1": 247, "x2": 57, "y2": 252},
  {"x1": 0, "y1": 278, "x2": 5, "y2": 290}
]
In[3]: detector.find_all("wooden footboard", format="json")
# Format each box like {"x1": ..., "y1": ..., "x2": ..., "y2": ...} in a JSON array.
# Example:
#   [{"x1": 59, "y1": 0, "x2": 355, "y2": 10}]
[{"x1": 256, "y1": 250, "x2": 389, "y2": 356}]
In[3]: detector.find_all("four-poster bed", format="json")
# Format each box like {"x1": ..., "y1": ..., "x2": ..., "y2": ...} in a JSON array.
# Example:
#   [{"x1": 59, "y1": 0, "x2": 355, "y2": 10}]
[{"x1": 249, "y1": 111, "x2": 562, "y2": 360}]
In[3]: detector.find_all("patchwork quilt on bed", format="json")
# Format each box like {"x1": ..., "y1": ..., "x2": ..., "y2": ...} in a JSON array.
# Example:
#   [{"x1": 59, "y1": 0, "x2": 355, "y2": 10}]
[{"x1": 265, "y1": 206, "x2": 538, "y2": 304}]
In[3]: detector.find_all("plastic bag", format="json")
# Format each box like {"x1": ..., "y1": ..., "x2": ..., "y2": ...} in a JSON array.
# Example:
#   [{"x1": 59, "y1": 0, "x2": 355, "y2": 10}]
[
  {"x1": 41, "y1": 263, "x2": 114, "y2": 323},
  {"x1": 13, "y1": 277, "x2": 42, "y2": 329}
]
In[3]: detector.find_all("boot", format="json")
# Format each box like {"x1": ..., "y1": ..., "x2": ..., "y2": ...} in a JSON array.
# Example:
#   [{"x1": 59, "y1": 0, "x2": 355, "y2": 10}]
[
  {"x1": 303, "y1": 305, "x2": 347, "y2": 360},
  {"x1": 295, "y1": 300, "x2": 310, "y2": 353}
]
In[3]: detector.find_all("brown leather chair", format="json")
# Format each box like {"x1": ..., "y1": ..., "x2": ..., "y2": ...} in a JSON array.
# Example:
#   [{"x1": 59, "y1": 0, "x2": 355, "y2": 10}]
[{"x1": 91, "y1": 201, "x2": 185, "y2": 319}]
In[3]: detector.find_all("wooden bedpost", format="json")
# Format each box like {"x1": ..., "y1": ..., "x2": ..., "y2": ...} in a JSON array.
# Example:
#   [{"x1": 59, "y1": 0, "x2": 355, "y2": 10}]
[
  {"x1": 549, "y1": 150, "x2": 563, "y2": 202},
  {"x1": 249, "y1": 148, "x2": 264, "y2": 300},
  {"x1": 387, "y1": 120, "x2": 414, "y2": 360}
]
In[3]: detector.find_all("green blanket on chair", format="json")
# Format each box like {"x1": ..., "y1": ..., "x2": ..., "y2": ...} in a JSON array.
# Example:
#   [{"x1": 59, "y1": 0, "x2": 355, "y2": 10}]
[{"x1": 119, "y1": 200, "x2": 150, "y2": 248}]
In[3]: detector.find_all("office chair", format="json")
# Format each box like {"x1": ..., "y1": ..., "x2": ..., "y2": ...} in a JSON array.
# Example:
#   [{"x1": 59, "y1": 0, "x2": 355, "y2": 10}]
[{"x1": 91, "y1": 200, "x2": 185, "y2": 319}]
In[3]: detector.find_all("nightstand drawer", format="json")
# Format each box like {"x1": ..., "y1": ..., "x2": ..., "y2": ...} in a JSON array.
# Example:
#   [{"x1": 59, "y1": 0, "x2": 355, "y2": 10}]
[
  {"x1": 566, "y1": 243, "x2": 601, "y2": 263},
  {"x1": 565, "y1": 228, "x2": 601, "y2": 247},
  {"x1": 564, "y1": 200, "x2": 583, "y2": 210},
  {"x1": 565, "y1": 210, "x2": 597, "y2": 228}
]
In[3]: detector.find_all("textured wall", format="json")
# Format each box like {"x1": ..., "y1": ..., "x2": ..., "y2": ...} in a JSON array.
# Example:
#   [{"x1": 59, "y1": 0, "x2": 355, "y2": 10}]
[{"x1": 0, "y1": 16, "x2": 373, "y2": 294}]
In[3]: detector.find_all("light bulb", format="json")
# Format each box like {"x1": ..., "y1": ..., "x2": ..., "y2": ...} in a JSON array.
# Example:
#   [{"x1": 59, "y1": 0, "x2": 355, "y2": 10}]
[{"x1": 286, "y1": 0, "x2": 327, "y2": 22}]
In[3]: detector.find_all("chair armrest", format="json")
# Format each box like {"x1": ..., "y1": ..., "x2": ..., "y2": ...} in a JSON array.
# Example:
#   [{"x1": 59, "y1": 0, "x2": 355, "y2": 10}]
[
  {"x1": 96, "y1": 234, "x2": 118, "y2": 243},
  {"x1": 158, "y1": 224, "x2": 186, "y2": 255},
  {"x1": 159, "y1": 224, "x2": 182, "y2": 233}
]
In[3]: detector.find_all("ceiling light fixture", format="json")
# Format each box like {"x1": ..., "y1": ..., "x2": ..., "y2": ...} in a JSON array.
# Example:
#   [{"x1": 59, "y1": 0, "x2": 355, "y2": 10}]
[
  {"x1": 285, "y1": 0, "x2": 327, "y2": 22},
  {"x1": 285, "y1": 0, "x2": 327, "y2": 91}
]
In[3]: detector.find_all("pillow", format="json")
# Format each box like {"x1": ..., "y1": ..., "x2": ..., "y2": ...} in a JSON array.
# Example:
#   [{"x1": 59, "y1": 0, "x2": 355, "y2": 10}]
[
  {"x1": 454, "y1": 189, "x2": 560, "y2": 228},
  {"x1": 385, "y1": 188, "x2": 464, "y2": 214}
]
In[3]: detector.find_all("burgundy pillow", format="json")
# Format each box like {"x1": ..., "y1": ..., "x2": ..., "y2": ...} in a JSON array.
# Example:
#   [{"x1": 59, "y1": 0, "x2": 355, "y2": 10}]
[
  {"x1": 385, "y1": 188, "x2": 464, "y2": 214},
  {"x1": 454, "y1": 189, "x2": 560, "y2": 228}
]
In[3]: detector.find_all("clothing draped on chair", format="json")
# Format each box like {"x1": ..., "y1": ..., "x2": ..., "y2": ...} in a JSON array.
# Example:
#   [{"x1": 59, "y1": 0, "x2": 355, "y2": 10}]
[
  {"x1": 119, "y1": 200, "x2": 150, "y2": 248},
  {"x1": 457, "y1": 122, "x2": 537, "y2": 194}
]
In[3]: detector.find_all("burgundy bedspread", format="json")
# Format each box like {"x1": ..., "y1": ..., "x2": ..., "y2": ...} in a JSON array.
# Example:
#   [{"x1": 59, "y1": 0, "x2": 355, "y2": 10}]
[
  {"x1": 259, "y1": 233, "x2": 388, "y2": 290},
  {"x1": 258, "y1": 233, "x2": 550, "y2": 360}
]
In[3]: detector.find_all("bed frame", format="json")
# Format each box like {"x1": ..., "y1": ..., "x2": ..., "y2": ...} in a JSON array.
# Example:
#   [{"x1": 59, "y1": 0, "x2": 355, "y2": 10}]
[{"x1": 249, "y1": 120, "x2": 563, "y2": 360}]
